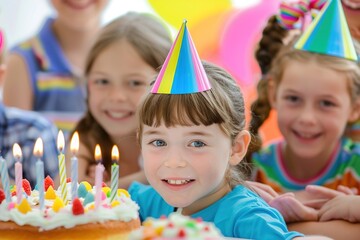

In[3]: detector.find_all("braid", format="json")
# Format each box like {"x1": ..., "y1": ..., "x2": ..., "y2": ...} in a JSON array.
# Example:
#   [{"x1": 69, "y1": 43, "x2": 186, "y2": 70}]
[
  {"x1": 244, "y1": 77, "x2": 272, "y2": 172},
  {"x1": 255, "y1": 15, "x2": 288, "y2": 75},
  {"x1": 243, "y1": 16, "x2": 288, "y2": 172}
]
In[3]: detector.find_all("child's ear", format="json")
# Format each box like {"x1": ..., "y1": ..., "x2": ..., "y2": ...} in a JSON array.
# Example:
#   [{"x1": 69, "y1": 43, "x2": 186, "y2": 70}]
[
  {"x1": 229, "y1": 130, "x2": 251, "y2": 165},
  {"x1": 349, "y1": 98, "x2": 360, "y2": 123},
  {"x1": 267, "y1": 78, "x2": 277, "y2": 109}
]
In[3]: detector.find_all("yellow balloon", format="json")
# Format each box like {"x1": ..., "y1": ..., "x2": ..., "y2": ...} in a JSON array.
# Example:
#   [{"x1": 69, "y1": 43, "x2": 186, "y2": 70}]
[{"x1": 147, "y1": 0, "x2": 232, "y2": 28}]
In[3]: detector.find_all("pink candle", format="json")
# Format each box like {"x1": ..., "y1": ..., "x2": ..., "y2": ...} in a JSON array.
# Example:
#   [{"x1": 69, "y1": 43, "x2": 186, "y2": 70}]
[
  {"x1": 94, "y1": 144, "x2": 104, "y2": 209},
  {"x1": 13, "y1": 143, "x2": 23, "y2": 204}
]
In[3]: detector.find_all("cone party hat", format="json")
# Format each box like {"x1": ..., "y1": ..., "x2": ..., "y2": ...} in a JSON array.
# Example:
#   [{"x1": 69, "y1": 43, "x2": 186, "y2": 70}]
[
  {"x1": 151, "y1": 20, "x2": 211, "y2": 94},
  {"x1": 294, "y1": 0, "x2": 358, "y2": 61}
]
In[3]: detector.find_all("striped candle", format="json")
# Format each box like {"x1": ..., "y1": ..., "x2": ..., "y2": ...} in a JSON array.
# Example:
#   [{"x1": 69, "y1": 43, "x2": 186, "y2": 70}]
[
  {"x1": 34, "y1": 138, "x2": 44, "y2": 210},
  {"x1": 57, "y1": 130, "x2": 67, "y2": 203},
  {"x1": 0, "y1": 155, "x2": 11, "y2": 202},
  {"x1": 70, "y1": 132, "x2": 79, "y2": 202},
  {"x1": 13, "y1": 143, "x2": 23, "y2": 204},
  {"x1": 110, "y1": 145, "x2": 119, "y2": 202}
]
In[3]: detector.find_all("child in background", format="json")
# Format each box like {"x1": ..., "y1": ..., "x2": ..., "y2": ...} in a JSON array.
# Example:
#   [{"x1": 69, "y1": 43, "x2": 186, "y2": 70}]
[
  {"x1": 247, "y1": 0, "x2": 326, "y2": 165},
  {"x1": 341, "y1": 0, "x2": 360, "y2": 141},
  {"x1": 2, "y1": 0, "x2": 108, "y2": 136},
  {"x1": 249, "y1": 0, "x2": 360, "y2": 238},
  {"x1": 68, "y1": 12, "x2": 172, "y2": 188},
  {"x1": 249, "y1": 0, "x2": 360, "y2": 146},
  {"x1": 129, "y1": 21, "x2": 329, "y2": 240},
  {"x1": 0, "y1": 30, "x2": 59, "y2": 188}
]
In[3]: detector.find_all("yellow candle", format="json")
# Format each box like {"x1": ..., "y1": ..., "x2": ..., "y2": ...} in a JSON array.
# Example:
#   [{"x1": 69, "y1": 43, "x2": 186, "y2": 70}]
[{"x1": 57, "y1": 130, "x2": 67, "y2": 203}]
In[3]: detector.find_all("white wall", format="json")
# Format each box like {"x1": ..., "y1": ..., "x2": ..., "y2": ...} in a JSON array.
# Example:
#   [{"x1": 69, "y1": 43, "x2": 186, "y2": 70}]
[{"x1": 0, "y1": 0, "x2": 259, "y2": 48}]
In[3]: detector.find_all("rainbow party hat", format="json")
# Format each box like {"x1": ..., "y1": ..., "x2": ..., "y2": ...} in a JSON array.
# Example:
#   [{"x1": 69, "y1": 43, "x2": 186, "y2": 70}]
[
  {"x1": 151, "y1": 20, "x2": 211, "y2": 94},
  {"x1": 294, "y1": 0, "x2": 358, "y2": 61}
]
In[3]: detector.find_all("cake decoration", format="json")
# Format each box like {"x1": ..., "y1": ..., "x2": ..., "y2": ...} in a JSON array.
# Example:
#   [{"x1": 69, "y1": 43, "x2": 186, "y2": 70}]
[
  {"x1": 0, "y1": 177, "x2": 140, "y2": 239},
  {"x1": 0, "y1": 133, "x2": 140, "y2": 239},
  {"x1": 129, "y1": 213, "x2": 223, "y2": 240}
]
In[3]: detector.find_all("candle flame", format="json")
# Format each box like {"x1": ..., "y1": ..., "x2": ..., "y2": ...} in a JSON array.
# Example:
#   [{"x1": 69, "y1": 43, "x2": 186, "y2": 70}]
[
  {"x1": 33, "y1": 138, "x2": 43, "y2": 157},
  {"x1": 70, "y1": 132, "x2": 79, "y2": 155},
  {"x1": 111, "y1": 145, "x2": 119, "y2": 162},
  {"x1": 94, "y1": 144, "x2": 102, "y2": 162},
  {"x1": 13, "y1": 143, "x2": 22, "y2": 160},
  {"x1": 57, "y1": 130, "x2": 65, "y2": 152}
]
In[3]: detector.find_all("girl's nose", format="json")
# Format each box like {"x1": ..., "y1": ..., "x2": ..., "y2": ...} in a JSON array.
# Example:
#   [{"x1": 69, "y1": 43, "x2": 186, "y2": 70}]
[
  {"x1": 164, "y1": 150, "x2": 187, "y2": 168},
  {"x1": 298, "y1": 105, "x2": 316, "y2": 124},
  {"x1": 109, "y1": 86, "x2": 126, "y2": 102}
]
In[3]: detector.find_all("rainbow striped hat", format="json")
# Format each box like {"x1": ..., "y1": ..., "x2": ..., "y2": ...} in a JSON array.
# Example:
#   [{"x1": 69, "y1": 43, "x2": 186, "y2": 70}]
[
  {"x1": 151, "y1": 20, "x2": 211, "y2": 94},
  {"x1": 294, "y1": 0, "x2": 358, "y2": 61}
]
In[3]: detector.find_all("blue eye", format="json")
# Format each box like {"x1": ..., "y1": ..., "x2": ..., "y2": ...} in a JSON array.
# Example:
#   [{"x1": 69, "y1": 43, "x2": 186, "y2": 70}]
[
  {"x1": 150, "y1": 140, "x2": 167, "y2": 147},
  {"x1": 190, "y1": 141, "x2": 205, "y2": 148}
]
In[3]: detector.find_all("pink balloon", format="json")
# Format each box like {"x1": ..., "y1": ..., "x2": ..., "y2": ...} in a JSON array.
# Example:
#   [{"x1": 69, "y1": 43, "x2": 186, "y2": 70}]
[{"x1": 219, "y1": 0, "x2": 280, "y2": 86}]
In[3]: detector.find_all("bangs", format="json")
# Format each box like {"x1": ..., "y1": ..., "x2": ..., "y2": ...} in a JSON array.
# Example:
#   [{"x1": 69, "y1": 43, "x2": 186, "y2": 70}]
[{"x1": 139, "y1": 90, "x2": 227, "y2": 128}]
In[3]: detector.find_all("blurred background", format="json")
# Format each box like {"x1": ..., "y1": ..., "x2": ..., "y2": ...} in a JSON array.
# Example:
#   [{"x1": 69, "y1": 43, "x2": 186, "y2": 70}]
[{"x1": 0, "y1": 0, "x2": 282, "y2": 142}]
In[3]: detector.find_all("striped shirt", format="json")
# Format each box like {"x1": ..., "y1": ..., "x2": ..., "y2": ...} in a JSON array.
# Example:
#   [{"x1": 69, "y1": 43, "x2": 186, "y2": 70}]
[
  {"x1": 10, "y1": 17, "x2": 86, "y2": 137},
  {"x1": 252, "y1": 138, "x2": 360, "y2": 193},
  {"x1": 0, "y1": 103, "x2": 59, "y2": 187}
]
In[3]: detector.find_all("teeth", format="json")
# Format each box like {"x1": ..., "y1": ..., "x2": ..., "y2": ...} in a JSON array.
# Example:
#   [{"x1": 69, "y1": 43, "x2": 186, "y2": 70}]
[
  {"x1": 108, "y1": 111, "x2": 128, "y2": 118},
  {"x1": 167, "y1": 179, "x2": 190, "y2": 185}
]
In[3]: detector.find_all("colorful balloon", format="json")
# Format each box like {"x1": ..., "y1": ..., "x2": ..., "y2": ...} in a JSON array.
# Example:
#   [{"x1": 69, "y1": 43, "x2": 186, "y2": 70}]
[
  {"x1": 219, "y1": 0, "x2": 280, "y2": 86},
  {"x1": 147, "y1": 0, "x2": 232, "y2": 28},
  {"x1": 189, "y1": 9, "x2": 236, "y2": 61}
]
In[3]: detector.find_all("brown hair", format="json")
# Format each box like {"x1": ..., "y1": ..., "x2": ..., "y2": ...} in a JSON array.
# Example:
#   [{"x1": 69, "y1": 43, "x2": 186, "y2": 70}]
[
  {"x1": 247, "y1": 43, "x2": 360, "y2": 162},
  {"x1": 138, "y1": 61, "x2": 251, "y2": 188},
  {"x1": 244, "y1": 15, "x2": 290, "y2": 168},
  {"x1": 73, "y1": 12, "x2": 172, "y2": 172},
  {"x1": 255, "y1": 15, "x2": 289, "y2": 75}
]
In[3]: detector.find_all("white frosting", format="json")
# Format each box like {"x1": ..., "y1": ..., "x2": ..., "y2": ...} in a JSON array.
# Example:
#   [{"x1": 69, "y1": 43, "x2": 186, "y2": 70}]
[
  {"x1": 0, "y1": 184, "x2": 139, "y2": 231},
  {"x1": 129, "y1": 213, "x2": 223, "y2": 240}
]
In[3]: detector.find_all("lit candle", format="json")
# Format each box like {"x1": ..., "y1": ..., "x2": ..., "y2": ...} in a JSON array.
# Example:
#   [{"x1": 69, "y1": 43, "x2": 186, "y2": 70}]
[
  {"x1": 70, "y1": 132, "x2": 79, "y2": 202},
  {"x1": 0, "y1": 155, "x2": 11, "y2": 203},
  {"x1": 110, "y1": 145, "x2": 119, "y2": 202},
  {"x1": 13, "y1": 143, "x2": 22, "y2": 204},
  {"x1": 94, "y1": 144, "x2": 104, "y2": 209},
  {"x1": 57, "y1": 130, "x2": 67, "y2": 203},
  {"x1": 34, "y1": 138, "x2": 44, "y2": 210}
]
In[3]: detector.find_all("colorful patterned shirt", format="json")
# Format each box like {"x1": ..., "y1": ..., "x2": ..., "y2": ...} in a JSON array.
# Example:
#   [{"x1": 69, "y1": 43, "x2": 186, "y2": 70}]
[
  {"x1": 252, "y1": 138, "x2": 360, "y2": 193},
  {"x1": 0, "y1": 103, "x2": 59, "y2": 187},
  {"x1": 10, "y1": 17, "x2": 86, "y2": 137}
]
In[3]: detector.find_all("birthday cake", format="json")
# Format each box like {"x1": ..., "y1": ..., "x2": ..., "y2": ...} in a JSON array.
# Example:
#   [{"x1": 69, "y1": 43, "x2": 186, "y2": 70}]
[
  {"x1": 0, "y1": 177, "x2": 140, "y2": 240},
  {"x1": 128, "y1": 213, "x2": 223, "y2": 240}
]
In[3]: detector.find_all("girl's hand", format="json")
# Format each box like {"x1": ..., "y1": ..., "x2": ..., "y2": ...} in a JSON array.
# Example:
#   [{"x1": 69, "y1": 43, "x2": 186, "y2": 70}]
[
  {"x1": 268, "y1": 192, "x2": 318, "y2": 223},
  {"x1": 246, "y1": 181, "x2": 279, "y2": 203},
  {"x1": 246, "y1": 181, "x2": 318, "y2": 222},
  {"x1": 319, "y1": 195, "x2": 360, "y2": 222},
  {"x1": 304, "y1": 185, "x2": 356, "y2": 209}
]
